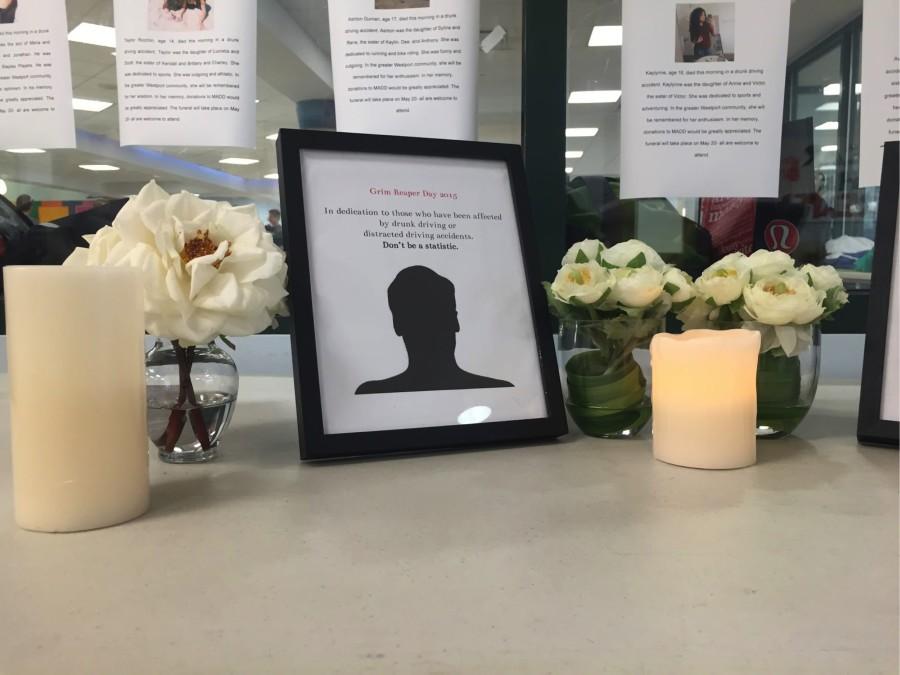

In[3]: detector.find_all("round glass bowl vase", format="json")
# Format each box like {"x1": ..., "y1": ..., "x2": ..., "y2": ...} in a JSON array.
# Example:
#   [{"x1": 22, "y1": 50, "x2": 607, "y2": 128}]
[
  {"x1": 754, "y1": 324, "x2": 821, "y2": 438},
  {"x1": 703, "y1": 322, "x2": 822, "y2": 438},
  {"x1": 145, "y1": 339, "x2": 239, "y2": 463},
  {"x1": 557, "y1": 318, "x2": 662, "y2": 439}
]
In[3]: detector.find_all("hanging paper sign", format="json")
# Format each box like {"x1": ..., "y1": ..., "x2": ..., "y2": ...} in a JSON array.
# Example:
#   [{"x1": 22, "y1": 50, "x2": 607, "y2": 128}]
[
  {"x1": 113, "y1": 0, "x2": 256, "y2": 147},
  {"x1": 621, "y1": 0, "x2": 791, "y2": 198},
  {"x1": 327, "y1": 0, "x2": 480, "y2": 140},
  {"x1": 859, "y1": 0, "x2": 900, "y2": 187},
  {"x1": 0, "y1": 0, "x2": 76, "y2": 150}
]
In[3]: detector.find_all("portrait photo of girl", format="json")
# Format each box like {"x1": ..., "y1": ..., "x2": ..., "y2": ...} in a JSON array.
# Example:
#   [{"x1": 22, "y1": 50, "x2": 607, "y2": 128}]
[
  {"x1": 150, "y1": 0, "x2": 214, "y2": 32},
  {"x1": 0, "y1": 0, "x2": 18, "y2": 25},
  {"x1": 675, "y1": 3, "x2": 735, "y2": 63},
  {"x1": 689, "y1": 7, "x2": 715, "y2": 58}
]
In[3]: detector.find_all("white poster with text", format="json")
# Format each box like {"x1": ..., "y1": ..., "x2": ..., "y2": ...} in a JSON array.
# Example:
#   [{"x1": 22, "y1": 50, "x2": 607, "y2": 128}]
[
  {"x1": 0, "y1": 0, "x2": 75, "y2": 150},
  {"x1": 621, "y1": 0, "x2": 790, "y2": 198},
  {"x1": 328, "y1": 0, "x2": 480, "y2": 140},
  {"x1": 859, "y1": 0, "x2": 900, "y2": 187},
  {"x1": 113, "y1": 0, "x2": 256, "y2": 147},
  {"x1": 298, "y1": 150, "x2": 547, "y2": 435}
]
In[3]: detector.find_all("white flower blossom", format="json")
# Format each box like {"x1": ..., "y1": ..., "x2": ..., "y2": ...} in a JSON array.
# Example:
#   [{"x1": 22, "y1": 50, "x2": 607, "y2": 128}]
[
  {"x1": 608, "y1": 266, "x2": 665, "y2": 308},
  {"x1": 746, "y1": 249, "x2": 795, "y2": 281},
  {"x1": 601, "y1": 239, "x2": 666, "y2": 271},
  {"x1": 741, "y1": 275, "x2": 825, "y2": 326},
  {"x1": 695, "y1": 252, "x2": 751, "y2": 306},
  {"x1": 801, "y1": 263, "x2": 841, "y2": 291},
  {"x1": 562, "y1": 239, "x2": 604, "y2": 265},
  {"x1": 662, "y1": 266, "x2": 695, "y2": 303},
  {"x1": 65, "y1": 181, "x2": 288, "y2": 346},
  {"x1": 550, "y1": 260, "x2": 616, "y2": 306}
]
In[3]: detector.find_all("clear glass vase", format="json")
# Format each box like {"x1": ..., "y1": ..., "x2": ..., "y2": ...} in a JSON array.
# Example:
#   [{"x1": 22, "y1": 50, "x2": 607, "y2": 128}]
[
  {"x1": 754, "y1": 325, "x2": 821, "y2": 438},
  {"x1": 705, "y1": 323, "x2": 821, "y2": 438},
  {"x1": 557, "y1": 318, "x2": 662, "y2": 439},
  {"x1": 145, "y1": 339, "x2": 239, "y2": 463}
]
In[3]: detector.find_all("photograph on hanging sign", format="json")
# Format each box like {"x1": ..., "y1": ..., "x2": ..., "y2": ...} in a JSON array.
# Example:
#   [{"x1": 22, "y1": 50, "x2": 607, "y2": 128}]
[
  {"x1": 858, "y1": 0, "x2": 900, "y2": 187},
  {"x1": 276, "y1": 130, "x2": 567, "y2": 460},
  {"x1": 375, "y1": 0, "x2": 430, "y2": 8},
  {"x1": 150, "y1": 0, "x2": 215, "y2": 32},
  {"x1": 621, "y1": 0, "x2": 791, "y2": 199},
  {"x1": 858, "y1": 141, "x2": 899, "y2": 448},
  {"x1": 328, "y1": 0, "x2": 480, "y2": 140},
  {"x1": 113, "y1": 0, "x2": 255, "y2": 147},
  {"x1": 0, "y1": 0, "x2": 76, "y2": 150},
  {"x1": 674, "y1": 3, "x2": 735, "y2": 63}
]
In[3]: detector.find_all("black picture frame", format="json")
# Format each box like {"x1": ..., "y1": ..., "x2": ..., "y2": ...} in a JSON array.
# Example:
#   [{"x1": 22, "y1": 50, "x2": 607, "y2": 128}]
[
  {"x1": 858, "y1": 141, "x2": 899, "y2": 448},
  {"x1": 276, "y1": 130, "x2": 567, "y2": 460}
]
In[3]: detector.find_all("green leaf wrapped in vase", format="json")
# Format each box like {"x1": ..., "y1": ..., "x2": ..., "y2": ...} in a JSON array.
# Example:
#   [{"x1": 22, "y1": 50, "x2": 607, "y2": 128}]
[
  {"x1": 564, "y1": 345, "x2": 650, "y2": 437},
  {"x1": 547, "y1": 239, "x2": 694, "y2": 439}
]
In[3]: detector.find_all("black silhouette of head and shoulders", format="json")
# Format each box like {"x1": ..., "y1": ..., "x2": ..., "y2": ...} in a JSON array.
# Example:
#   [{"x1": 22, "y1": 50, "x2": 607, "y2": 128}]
[{"x1": 356, "y1": 266, "x2": 513, "y2": 395}]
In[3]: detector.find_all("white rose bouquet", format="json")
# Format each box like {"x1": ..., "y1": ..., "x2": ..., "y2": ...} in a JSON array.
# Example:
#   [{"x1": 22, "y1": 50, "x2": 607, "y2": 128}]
[
  {"x1": 676, "y1": 249, "x2": 848, "y2": 357},
  {"x1": 65, "y1": 180, "x2": 288, "y2": 455},
  {"x1": 676, "y1": 249, "x2": 849, "y2": 437},
  {"x1": 545, "y1": 239, "x2": 694, "y2": 437}
]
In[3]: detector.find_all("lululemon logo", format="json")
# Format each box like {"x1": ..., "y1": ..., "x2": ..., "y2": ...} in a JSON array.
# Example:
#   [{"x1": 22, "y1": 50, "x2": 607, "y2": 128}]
[{"x1": 763, "y1": 219, "x2": 800, "y2": 253}]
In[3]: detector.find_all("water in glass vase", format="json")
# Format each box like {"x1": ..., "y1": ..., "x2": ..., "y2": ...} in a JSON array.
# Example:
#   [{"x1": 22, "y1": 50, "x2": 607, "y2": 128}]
[
  {"x1": 145, "y1": 339, "x2": 240, "y2": 463},
  {"x1": 147, "y1": 389, "x2": 237, "y2": 462},
  {"x1": 755, "y1": 343, "x2": 819, "y2": 438},
  {"x1": 756, "y1": 403, "x2": 812, "y2": 438}
]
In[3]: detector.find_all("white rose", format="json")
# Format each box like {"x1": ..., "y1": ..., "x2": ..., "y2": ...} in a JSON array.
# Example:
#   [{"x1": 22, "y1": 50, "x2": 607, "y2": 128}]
[
  {"x1": 741, "y1": 275, "x2": 826, "y2": 326},
  {"x1": 601, "y1": 239, "x2": 666, "y2": 271},
  {"x1": 695, "y1": 252, "x2": 750, "y2": 306},
  {"x1": 662, "y1": 266, "x2": 695, "y2": 303},
  {"x1": 65, "y1": 181, "x2": 288, "y2": 346},
  {"x1": 801, "y1": 263, "x2": 842, "y2": 291},
  {"x1": 746, "y1": 249, "x2": 796, "y2": 281},
  {"x1": 607, "y1": 266, "x2": 664, "y2": 308},
  {"x1": 550, "y1": 260, "x2": 615, "y2": 306},
  {"x1": 562, "y1": 239, "x2": 604, "y2": 265}
]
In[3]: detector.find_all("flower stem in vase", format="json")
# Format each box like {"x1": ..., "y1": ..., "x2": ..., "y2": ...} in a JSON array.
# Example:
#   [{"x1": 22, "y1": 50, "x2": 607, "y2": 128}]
[
  {"x1": 156, "y1": 342, "x2": 213, "y2": 453},
  {"x1": 181, "y1": 345, "x2": 213, "y2": 449},
  {"x1": 155, "y1": 346, "x2": 189, "y2": 452}
]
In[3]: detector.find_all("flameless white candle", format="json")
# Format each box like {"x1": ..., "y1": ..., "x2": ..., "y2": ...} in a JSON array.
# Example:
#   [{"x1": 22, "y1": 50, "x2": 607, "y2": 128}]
[
  {"x1": 4, "y1": 266, "x2": 149, "y2": 532},
  {"x1": 650, "y1": 329, "x2": 761, "y2": 470}
]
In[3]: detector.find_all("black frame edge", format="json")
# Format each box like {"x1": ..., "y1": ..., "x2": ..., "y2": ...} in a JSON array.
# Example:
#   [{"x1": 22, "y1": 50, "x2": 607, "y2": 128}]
[
  {"x1": 276, "y1": 129, "x2": 567, "y2": 461},
  {"x1": 857, "y1": 141, "x2": 899, "y2": 448}
]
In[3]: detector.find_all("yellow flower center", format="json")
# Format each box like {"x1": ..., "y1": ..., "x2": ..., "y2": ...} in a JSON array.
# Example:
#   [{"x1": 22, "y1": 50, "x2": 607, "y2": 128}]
[
  {"x1": 181, "y1": 230, "x2": 230, "y2": 269},
  {"x1": 567, "y1": 267, "x2": 592, "y2": 285},
  {"x1": 763, "y1": 281, "x2": 794, "y2": 295},
  {"x1": 714, "y1": 268, "x2": 737, "y2": 278}
]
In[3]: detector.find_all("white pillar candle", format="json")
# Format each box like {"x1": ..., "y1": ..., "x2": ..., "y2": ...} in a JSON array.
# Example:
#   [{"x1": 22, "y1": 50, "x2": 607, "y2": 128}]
[
  {"x1": 4, "y1": 266, "x2": 149, "y2": 532},
  {"x1": 650, "y1": 329, "x2": 760, "y2": 470}
]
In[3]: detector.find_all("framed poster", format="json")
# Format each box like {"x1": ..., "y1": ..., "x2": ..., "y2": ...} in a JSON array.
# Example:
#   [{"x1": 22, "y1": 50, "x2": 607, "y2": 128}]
[
  {"x1": 276, "y1": 130, "x2": 567, "y2": 460},
  {"x1": 858, "y1": 141, "x2": 899, "y2": 448}
]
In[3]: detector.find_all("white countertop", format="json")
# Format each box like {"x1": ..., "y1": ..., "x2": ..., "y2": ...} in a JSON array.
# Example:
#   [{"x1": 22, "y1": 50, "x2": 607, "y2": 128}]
[{"x1": 1, "y1": 379, "x2": 897, "y2": 674}]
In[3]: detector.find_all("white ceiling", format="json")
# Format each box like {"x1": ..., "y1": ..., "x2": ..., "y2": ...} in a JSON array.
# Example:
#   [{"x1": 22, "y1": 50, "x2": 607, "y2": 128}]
[{"x1": 0, "y1": 0, "x2": 861, "y2": 201}]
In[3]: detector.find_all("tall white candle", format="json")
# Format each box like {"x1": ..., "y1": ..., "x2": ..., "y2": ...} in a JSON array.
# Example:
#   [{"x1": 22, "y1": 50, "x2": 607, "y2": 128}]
[
  {"x1": 650, "y1": 329, "x2": 760, "y2": 470},
  {"x1": 5, "y1": 266, "x2": 149, "y2": 532}
]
